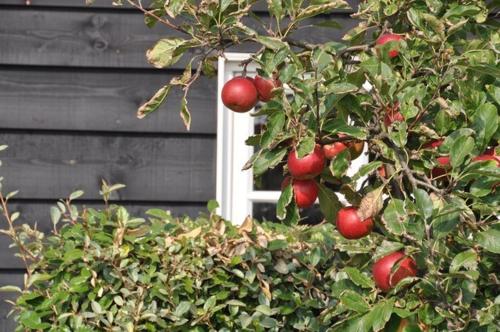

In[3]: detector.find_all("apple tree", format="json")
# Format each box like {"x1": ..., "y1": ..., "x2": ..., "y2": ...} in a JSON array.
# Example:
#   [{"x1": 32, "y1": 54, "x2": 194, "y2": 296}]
[{"x1": 116, "y1": 0, "x2": 500, "y2": 330}]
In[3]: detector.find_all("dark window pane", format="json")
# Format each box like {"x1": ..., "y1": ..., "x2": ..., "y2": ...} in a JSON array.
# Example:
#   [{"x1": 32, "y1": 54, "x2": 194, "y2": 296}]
[{"x1": 252, "y1": 203, "x2": 324, "y2": 225}]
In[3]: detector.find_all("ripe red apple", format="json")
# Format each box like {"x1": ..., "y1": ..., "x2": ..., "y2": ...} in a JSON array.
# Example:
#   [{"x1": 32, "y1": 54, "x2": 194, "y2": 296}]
[
  {"x1": 287, "y1": 144, "x2": 326, "y2": 179},
  {"x1": 372, "y1": 251, "x2": 417, "y2": 292},
  {"x1": 323, "y1": 134, "x2": 364, "y2": 160},
  {"x1": 282, "y1": 177, "x2": 318, "y2": 208},
  {"x1": 221, "y1": 76, "x2": 258, "y2": 113},
  {"x1": 254, "y1": 75, "x2": 281, "y2": 102},
  {"x1": 323, "y1": 142, "x2": 348, "y2": 160},
  {"x1": 384, "y1": 103, "x2": 404, "y2": 127},
  {"x1": 431, "y1": 156, "x2": 450, "y2": 179},
  {"x1": 376, "y1": 33, "x2": 404, "y2": 58},
  {"x1": 423, "y1": 139, "x2": 444, "y2": 149},
  {"x1": 336, "y1": 207, "x2": 374, "y2": 239}
]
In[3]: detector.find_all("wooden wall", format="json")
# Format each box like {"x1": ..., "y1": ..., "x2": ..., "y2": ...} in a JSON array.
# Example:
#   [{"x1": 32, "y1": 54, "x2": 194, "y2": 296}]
[{"x1": 0, "y1": 1, "x2": 357, "y2": 329}]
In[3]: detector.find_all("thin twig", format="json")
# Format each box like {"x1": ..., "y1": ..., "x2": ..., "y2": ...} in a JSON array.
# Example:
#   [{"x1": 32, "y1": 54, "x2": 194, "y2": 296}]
[
  {"x1": 127, "y1": 0, "x2": 191, "y2": 36},
  {"x1": 0, "y1": 192, "x2": 36, "y2": 273}
]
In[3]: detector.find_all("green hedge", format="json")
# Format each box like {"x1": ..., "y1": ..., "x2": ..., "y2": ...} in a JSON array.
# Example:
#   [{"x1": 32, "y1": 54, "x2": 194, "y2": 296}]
[{"x1": 5, "y1": 203, "x2": 351, "y2": 331}]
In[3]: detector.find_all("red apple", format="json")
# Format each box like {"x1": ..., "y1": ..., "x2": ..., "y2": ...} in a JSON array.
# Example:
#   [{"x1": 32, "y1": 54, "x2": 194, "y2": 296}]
[
  {"x1": 384, "y1": 103, "x2": 404, "y2": 127},
  {"x1": 254, "y1": 75, "x2": 281, "y2": 102},
  {"x1": 287, "y1": 144, "x2": 326, "y2": 179},
  {"x1": 372, "y1": 251, "x2": 417, "y2": 292},
  {"x1": 431, "y1": 156, "x2": 450, "y2": 179},
  {"x1": 221, "y1": 76, "x2": 258, "y2": 113},
  {"x1": 323, "y1": 142, "x2": 348, "y2": 160},
  {"x1": 282, "y1": 177, "x2": 318, "y2": 208},
  {"x1": 336, "y1": 207, "x2": 374, "y2": 239},
  {"x1": 423, "y1": 139, "x2": 444, "y2": 149},
  {"x1": 376, "y1": 33, "x2": 404, "y2": 58}
]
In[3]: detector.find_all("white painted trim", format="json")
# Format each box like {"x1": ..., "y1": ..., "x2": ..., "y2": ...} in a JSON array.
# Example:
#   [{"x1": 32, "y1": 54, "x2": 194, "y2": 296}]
[{"x1": 216, "y1": 53, "x2": 256, "y2": 224}]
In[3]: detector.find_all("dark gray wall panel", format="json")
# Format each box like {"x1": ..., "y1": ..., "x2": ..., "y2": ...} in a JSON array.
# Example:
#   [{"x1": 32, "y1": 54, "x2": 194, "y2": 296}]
[
  {"x1": 0, "y1": 68, "x2": 217, "y2": 134},
  {"x1": 0, "y1": 133, "x2": 216, "y2": 201},
  {"x1": 0, "y1": 200, "x2": 207, "y2": 268},
  {"x1": 0, "y1": 8, "x2": 358, "y2": 68},
  {"x1": 0, "y1": 0, "x2": 360, "y2": 12},
  {"x1": 0, "y1": 8, "x2": 184, "y2": 68}
]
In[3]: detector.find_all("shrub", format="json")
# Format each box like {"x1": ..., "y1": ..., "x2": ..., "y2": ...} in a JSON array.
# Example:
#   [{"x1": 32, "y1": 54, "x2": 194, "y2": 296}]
[{"x1": 1, "y1": 195, "x2": 356, "y2": 331}]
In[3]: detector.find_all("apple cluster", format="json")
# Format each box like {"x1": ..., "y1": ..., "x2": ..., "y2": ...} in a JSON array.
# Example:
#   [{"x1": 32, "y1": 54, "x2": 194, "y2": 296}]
[{"x1": 221, "y1": 75, "x2": 281, "y2": 113}]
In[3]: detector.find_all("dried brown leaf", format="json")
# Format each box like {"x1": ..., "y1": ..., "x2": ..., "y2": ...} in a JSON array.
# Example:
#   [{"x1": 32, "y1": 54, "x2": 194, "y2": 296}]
[
  {"x1": 238, "y1": 216, "x2": 253, "y2": 234},
  {"x1": 357, "y1": 186, "x2": 384, "y2": 220}
]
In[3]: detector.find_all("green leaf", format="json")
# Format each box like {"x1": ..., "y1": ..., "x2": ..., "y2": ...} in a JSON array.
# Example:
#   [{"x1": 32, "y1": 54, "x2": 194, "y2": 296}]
[
  {"x1": 329, "y1": 149, "x2": 350, "y2": 177},
  {"x1": 50, "y1": 206, "x2": 62, "y2": 228},
  {"x1": 450, "y1": 135, "x2": 474, "y2": 168},
  {"x1": 313, "y1": 20, "x2": 342, "y2": 29},
  {"x1": 164, "y1": 0, "x2": 188, "y2": 18},
  {"x1": 266, "y1": 0, "x2": 283, "y2": 18},
  {"x1": 174, "y1": 301, "x2": 192, "y2": 317},
  {"x1": 277, "y1": 183, "x2": 293, "y2": 221},
  {"x1": 0, "y1": 285, "x2": 22, "y2": 293},
  {"x1": 146, "y1": 38, "x2": 190, "y2": 68},
  {"x1": 350, "y1": 161, "x2": 383, "y2": 182},
  {"x1": 323, "y1": 119, "x2": 367, "y2": 139},
  {"x1": 450, "y1": 249, "x2": 478, "y2": 273},
  {"x1": 414, "y1": 189, "x2": 433, "y2": 220},
  {"x1": 343, "y1": 267, "x2": 374, "y2": 288},
  {"x1": 318, "y1": 184, "x2": 341, "y2": 223},
  {"x1": 468, "y1": 64, "x2": 500, "y2": 78},
  {"x1": 268, "y1": 239, "x2": 288, "y2": 251},
  {"x1": 374, "y1": 241, "x2": 404, "y2": 261},
  {"x1": 296, "y1": 135, "x2": 316, "y2": 158},
  {"x1": 69, "y1": 190, "x2": 85, "y2": 200},
  {"x1": 255, "y1": 36, "x2": 288, "y2": 51},
  {"x1": 180, "y1": 97, "x2": 191, "y2": 130},
  {"x1": 256, "y1": 304, "x2": 274, "y2": 316},
  {"x1": 476, "y1": 229, "x2": 500, "y2": 254},
  {"x1": 137, "y1": 85, "x2": 171, "y2": 119},
  {"x1": 63, "y1": 248, "x2": 84, "y2": 263},
  {"x1": 444, "y1": 4, "x2": 481, "y2": 19},
  {"x1": 382, "y1": 199, "x2": 407, "y2": 236},
  {"x1": 19, "y1": 311, "x2": 49, "y2": 329},
  {"x1": 340, "y1": 290, "x2": 369, "y2": 313},
  {"x1": 203, "y1": 295, "x2": 217, "y2": 311},
  {"x1": 253, "y1": 147, "x2": 287, "y2": 176},
  {"x1": 91, "y1": 300, "x2": 102, "y2": 314},
  {"x1": 327, "y1": 82, "x2": 358, "y2": 95},
  {"x1": 295, "y1": 1, "x2": 349, "y2": 21},
  {"x1": 471, "y1": 103, "x2": 498, "y2": 148},
  {"x1": 261, "y1": 112, "x2": 286, "y2": 148},
  {"x1": 207, "y1": 200, "x2": 219, "y2": 213}
]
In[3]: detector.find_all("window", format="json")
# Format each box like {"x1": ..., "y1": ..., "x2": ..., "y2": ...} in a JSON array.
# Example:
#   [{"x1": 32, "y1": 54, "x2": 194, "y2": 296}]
[{"x1": 216, "y1": 53, "x2": 369, "y2": 225}]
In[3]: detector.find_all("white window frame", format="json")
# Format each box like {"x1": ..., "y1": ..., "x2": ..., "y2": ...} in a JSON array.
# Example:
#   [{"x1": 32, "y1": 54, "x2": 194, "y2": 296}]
[{"x1": 216, "y1": 52, "x2": 369, "y2": 224}]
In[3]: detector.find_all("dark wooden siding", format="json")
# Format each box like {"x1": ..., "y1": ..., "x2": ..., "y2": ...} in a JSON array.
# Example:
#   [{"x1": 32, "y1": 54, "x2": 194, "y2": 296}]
[{"x1": 0, "y1": 1, "x2": 358, "y2": 328}]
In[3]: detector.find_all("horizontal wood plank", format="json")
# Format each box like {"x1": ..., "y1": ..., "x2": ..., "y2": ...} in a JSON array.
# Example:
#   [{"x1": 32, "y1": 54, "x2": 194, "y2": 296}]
[
  {"x1": 0, "y1": 8, "x2": 358, "y2": 68},
  {"x1": 0, "y1": 68, "x2": 216, "y2": 134},
  {"x1": 0, "y1": 0, "x2": 360, "y2": 12},
  {"x1": 0, "y1": 133, "x2": 216, "y2": 201},
  {"x1": 0, "y1": 200, "x2": 207, "y2": 268}
]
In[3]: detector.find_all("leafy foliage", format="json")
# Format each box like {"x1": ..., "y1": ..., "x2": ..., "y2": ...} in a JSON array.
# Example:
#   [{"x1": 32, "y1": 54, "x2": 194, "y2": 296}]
[{"x1": 1, "y1": 0, "x2": 500, "y2": 331}]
